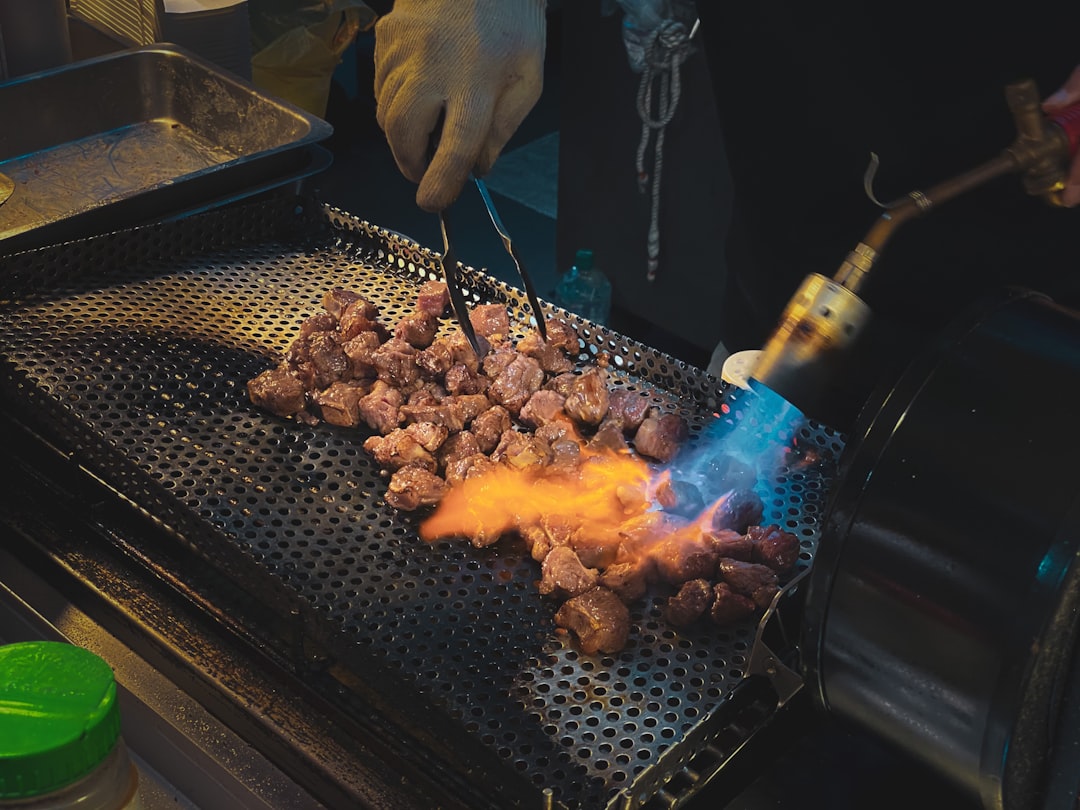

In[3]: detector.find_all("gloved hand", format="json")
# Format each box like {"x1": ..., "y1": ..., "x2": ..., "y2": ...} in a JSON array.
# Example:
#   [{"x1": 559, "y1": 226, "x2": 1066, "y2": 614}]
[
  {"x1": 374, "y1": 0, "x2": 547, "y2": 212},
  {"x1": 1042, "y1": 64, "x2": 1080, "y2": 207}
]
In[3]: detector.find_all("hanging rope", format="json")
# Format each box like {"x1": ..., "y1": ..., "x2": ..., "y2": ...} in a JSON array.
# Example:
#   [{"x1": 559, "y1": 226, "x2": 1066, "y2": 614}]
[{"x1": 634, "y1": 18, "x2": 693, "y2": 282}]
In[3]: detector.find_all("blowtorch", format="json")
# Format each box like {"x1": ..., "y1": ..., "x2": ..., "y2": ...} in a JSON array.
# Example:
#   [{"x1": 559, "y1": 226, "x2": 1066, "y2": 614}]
[{"x1": 747, "y1": 79, "x2": 1080, "y2": 424}]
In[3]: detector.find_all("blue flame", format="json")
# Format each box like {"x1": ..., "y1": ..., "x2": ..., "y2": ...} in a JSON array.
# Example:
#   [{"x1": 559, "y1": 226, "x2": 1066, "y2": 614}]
[{"x1": 668, "y1": 381, "x2": 807, "y2": 504}]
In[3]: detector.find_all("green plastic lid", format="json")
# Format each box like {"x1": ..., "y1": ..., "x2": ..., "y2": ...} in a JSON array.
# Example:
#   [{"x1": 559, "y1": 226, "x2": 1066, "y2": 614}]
[
  {"x1": 574, "y1": 249, "x2": 594, "y2": 272},
  {"x1": 0, "y1": 641, "x2": 121, "y2": 799}
]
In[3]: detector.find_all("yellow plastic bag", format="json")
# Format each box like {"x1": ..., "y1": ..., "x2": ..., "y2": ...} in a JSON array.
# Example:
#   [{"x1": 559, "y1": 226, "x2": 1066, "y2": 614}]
[{"x1": 251, "y1": 0, "x2": 376, "y2": 117}]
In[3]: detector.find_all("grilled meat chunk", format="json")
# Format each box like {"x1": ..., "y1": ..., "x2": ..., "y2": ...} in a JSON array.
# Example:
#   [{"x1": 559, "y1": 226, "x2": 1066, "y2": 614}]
[
  {"x1": 518, "y1": 389, "x2": 567, "y2": 429},
  {"x1": 598, "y1": 559, "x2": 651, "y2": 603},
  {"x1": 322, "y1": 287, "x2": 377, "y2": 320},
  {"x1": 363, "y1": 429, "x2": 437, "y2": 472},
  {"x1": 633, "y1": 411, "x2": 689, "y2": 463},
  {"x1": 748, "y1": 524, "x2": 801, "y2": 575},
  {"x1": 563, "y1": 368, "x2": 610, "y2": 428},
  {"x1": 471, "y1": 405, "x2": 512, "y2": 454},
  {"x1": 488, "y1": 354, "x2": 545, "y2": 416},
  {"x1": 314, "y1": 380, "x2": 369, "y2": 427},
  {"x1": 555, "y1": 587, "x2": 630, "y2": 655},
  {"x1": 712, "y1": 488, "x2": 765, "y2": 534},
  {"x1": 385, "y1": 465, "x2": 448, "y2": 511},
  {"x1": 709, "y1": 582, "x2": 758, "y2": 626},
  {"x1": 394, "y1": 312, "x2": 439, "y2": 348},
  {"x1": 416, "y1": 280, "x2": 450, "y2": 316},
  {"x1": 707, "y1": 529, "x2": 754, "y2": 562},
  {"x1": 247, "y1": 365, "x2": 307, "y2": 418},
  {"x1": 357, "y1": 380, "x2": 404, "y2": 435},
  {"x1": 666, "y1": 578, "x2": 714, "y2": 627},
  {"x1": 371, "y1": 338, "x2": 421, "y2": 387},
  {"x1": 605, "y1": 389, "x2": 651, "y2": 434},
  {"x1": 517, "y1": 328, "x2": 575, "y2": 374},
  {"x1": 717, "y1": 558, "x2": 779, "y2": 610},
  {"x1": 652, "y1": 531, "x2": 719, "y2": 585},
  {"x1": 436, "y1": 430, "x2": 481, "y2": 470},
  {"x1": 469, "y1": 303, "x2": 511, "y2": 340},
  {"x1": 539, "y1": 546, "x2": 598, "y2": 599}
]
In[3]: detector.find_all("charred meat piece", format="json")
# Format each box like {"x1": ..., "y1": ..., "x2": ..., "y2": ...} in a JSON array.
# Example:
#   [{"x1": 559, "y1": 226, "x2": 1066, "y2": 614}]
[
  {"x1": 712, "y1": 488, "x2": 765, "y2": 534},
  {"x1": 605, "y1": 390, "x2": 651, "y2": 434},
  {"x1": 400, "y1": 402, "x2": 466, "y2": 433},
  {"x1": 287, "y1": 331, "x2": 350, "y2": 390},
  {"x1": 443, "y1": 452, "x2": 498, "y2": 487},
  {"x1": 709, "y1": 582, "x2": 758, "y2": 626},
  {"x1": 356, "y1": 380, "x2": 404, "y2": 435},
  {"x1": 518, "y1": 389, "x2": 567, "y2": 429},
  {"x1": 651, "y1": 531, "x2": 719, "y2": 585},
  {"x1": 371, "y1": 338, "x2": 421, "y2": 388},
  {"x1": 394, "y1": 312, "x2": 439, "y2": 349},
  {"x1": 436, "y1": 430, "x2": 480, "y2": 470},
  {"x1": 322, "y1": 288, "x2": 378, "y2": 321},
  {"x1": 517, "y1": 329, "x2": 575, "y2": 374},
  {"x1": 521, "y1": 518, "x2": 575, "y2": 562},
  {"x1": 555, "y1": 587, "x2": 631, "y2": 655},
  {"x1": 469, "y1": 303, "x2": 511, "y2": 340},
  {"x1": 654, "y1": 478, "x2": 705, "y2": 518},
  {"x1": 298, "y1": 312, "x2": 337, "y2": 337},
  {"x1": 598, "y1": 559, "x2": 651, "y2": 603},
  {"x1": 587, "y1": 421, "x2": 631, "y2": 454},
  {"x1": 748, "y1": 524, "x2": 801, "y2": 575},
  {"x1": 666, "y1": 578, "x2": 714, "y2": 627},
  {"x1": 314, "y1": 380, "x2": 370, "y2": 427},
  {"x1": 385, "y1": 465, "x2": 448, "y2": 511},
  {"x1": 540, "y1": 318, "x2": 580, "y2": 354},
  {"x1": 363, "y1": 429, "x2": 437, "y2": 472},
  {"x1": 247, "y1": 365, "x2": 307, "y2": 418},
  {"x1": 444, "y1": 363, "x2": 488, "y2": 395},
  {"x1": 717, "y1": 558, "x2": 779, "y2": 611},
  {"x1": 416, "y1": 280, "x2": 451, "y2": 316},
  {"x1": 706, "y1": 529, "x2": 754, "y2": 562},
  {"x1": 546, "y1": 372, "x2": 578, "y2": 398},
  {"x1": 481, "y1": 345, "x2": 519, "y2": 378},
  {"x1": 338, "y1": 308, "x2": 388, "y2": 342},
  {"x1": 633, "y1": 411, "x2": 689, "y2": 463},
  {"x1": 341, "y1": 331, "x2": 381, "y2": 379},
  {"x1": 488, "y1": 354, "x2": 545, "y2": 416},
  {"x1": 404, "y1": 421, "x2": 449, "y2": 453},
  {"x1": 492, "y1": 429, "x2": 552, "y2": 470},
  {"x1": 416, "y1": 339, "x2": 455, "y2": 378},
  {"x1": 563, "y1": 368, "x2": 610, "y2": 428},
  {"x1": 471, "y1": 405, "x2": 512, "y2": 454},
  {"x1": 444, "y1": 330, "x2": 490, "y2": 371},
  {"x1": 539, "y1": 546, "x2": 599, "y2": 599}
]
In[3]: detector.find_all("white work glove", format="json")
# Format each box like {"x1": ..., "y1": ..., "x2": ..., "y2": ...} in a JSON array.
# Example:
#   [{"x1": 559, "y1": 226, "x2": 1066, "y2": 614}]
[{"x1": 374, "y1": 0, "x2": 547, "y2": 212}]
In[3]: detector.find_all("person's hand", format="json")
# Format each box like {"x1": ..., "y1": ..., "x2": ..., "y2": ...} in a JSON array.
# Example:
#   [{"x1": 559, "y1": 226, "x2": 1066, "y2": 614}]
[
  {"x1": 1042, "y1": 64, "x2": 1080, "y2": 207},
  {"x1": 374, "y1": 0, "x2": 547, "y2": 212}
]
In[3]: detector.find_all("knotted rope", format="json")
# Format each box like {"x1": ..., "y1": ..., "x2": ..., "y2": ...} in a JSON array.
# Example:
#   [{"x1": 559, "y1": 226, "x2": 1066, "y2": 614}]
[{"x1": 634, "y1": 18, "x2": 692, "y2": 282}]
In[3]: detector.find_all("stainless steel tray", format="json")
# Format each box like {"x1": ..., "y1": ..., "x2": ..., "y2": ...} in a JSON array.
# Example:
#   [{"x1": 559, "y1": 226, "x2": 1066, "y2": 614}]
[{"x1": 0, "y1": 43, "x2": 332, "y2": 255}]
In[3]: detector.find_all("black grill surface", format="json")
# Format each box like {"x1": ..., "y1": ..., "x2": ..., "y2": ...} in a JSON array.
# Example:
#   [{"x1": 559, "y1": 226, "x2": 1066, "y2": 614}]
[{"x1": 0, "y1": 196, "x2": 844, "y2": 809}]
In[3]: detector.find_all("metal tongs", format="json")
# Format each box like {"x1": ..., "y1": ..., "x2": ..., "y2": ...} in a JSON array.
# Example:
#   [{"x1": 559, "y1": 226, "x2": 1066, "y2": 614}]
[
  {"x1": 428, "y1": 125, "x2": 548, "y2": 358},
  {"x1": 471, "y1": 173, "x2": 548, "y2": 343}
]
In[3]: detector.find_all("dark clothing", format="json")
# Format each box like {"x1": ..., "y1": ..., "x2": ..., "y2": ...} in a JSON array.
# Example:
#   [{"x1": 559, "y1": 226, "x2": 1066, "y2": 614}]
[{"x1": 695, "y1": 2, "x2": 1080, "y2": 349}]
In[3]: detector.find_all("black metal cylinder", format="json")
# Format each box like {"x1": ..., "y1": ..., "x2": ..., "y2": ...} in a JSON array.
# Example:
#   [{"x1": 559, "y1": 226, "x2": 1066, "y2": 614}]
[{"x1": 801, "y1": 288, "x2": 1080, "y2": 810}]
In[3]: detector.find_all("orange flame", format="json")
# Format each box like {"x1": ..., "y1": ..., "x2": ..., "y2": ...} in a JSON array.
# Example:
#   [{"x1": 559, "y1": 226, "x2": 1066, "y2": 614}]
[{"x1": 420, "y1": 448, "x2": 654, "y2": 546}]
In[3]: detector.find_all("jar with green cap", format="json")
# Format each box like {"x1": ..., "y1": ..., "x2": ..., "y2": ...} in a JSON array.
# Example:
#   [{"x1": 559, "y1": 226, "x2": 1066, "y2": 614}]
[{"x1": 0, "y1": 641, "x2": 140, "y2": 809}]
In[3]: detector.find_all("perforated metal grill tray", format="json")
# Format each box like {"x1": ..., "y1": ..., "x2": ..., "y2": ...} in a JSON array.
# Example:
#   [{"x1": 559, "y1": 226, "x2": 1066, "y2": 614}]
[{"x1": 0, "y1": 195, "x2": 844, "y2": 810}]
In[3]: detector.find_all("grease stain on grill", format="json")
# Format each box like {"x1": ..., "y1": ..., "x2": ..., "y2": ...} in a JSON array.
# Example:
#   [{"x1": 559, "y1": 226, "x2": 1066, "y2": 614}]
[{"x1": 0, "y1": 198, "x2": 844, "y2": 810}]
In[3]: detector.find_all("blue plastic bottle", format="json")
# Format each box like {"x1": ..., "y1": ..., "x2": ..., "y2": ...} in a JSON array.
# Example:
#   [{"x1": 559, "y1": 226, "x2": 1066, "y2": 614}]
[{"x1": 555, "y1": 249, "x2": 612, "y2": 326}]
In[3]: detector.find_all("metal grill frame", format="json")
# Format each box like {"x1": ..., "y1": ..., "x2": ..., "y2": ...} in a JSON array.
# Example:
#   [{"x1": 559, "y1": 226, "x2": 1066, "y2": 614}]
[{"x1": 0, "y1": 194, "x2": 845, "y2": 809}]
